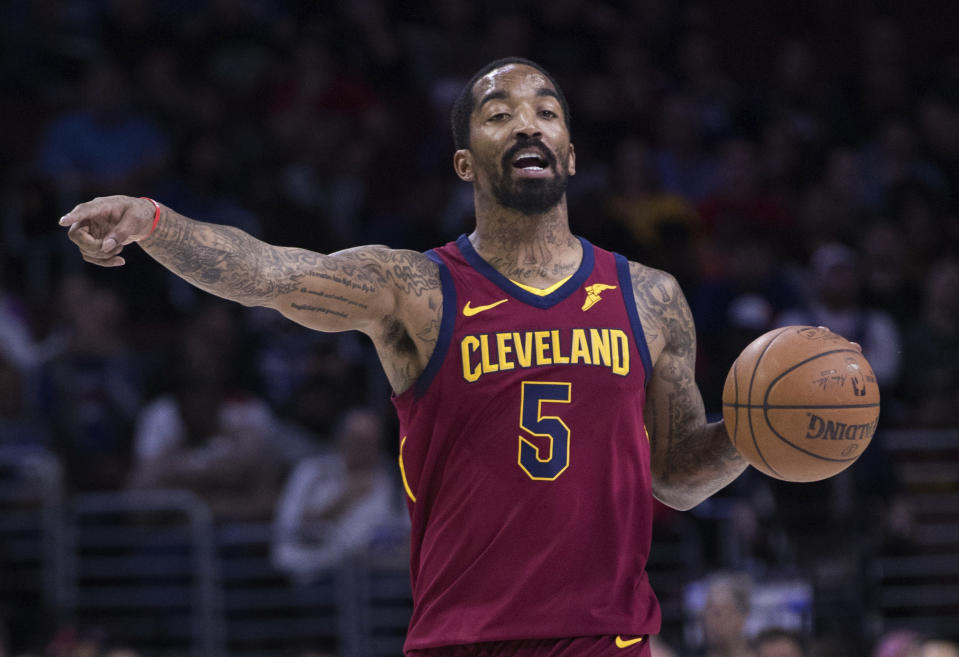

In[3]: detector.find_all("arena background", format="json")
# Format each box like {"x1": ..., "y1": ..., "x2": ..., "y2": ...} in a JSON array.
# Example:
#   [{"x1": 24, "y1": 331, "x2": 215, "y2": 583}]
[{"x1": 1, "y1": 1, "x2": 957, "y2": 655}]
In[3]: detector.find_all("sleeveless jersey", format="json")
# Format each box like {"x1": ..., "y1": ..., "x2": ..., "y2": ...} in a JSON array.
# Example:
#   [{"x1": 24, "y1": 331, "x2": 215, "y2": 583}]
[{"x1": 392, "y1": 235, "x2": 661, "y2": 652}]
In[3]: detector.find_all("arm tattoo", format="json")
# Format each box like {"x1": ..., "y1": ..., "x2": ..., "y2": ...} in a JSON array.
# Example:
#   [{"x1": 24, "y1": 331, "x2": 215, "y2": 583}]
[
  {"x1": 142, "y1": 213, "x2": 311, "y2": 305},
  {"x1": 141, "y1": 209, "x2": 443, "y2": 394},
  {"x1": 631, "y1": 262, "x2": 745, "y2": 509},
  {"x1": 140, "y1": 210, "x2": 438, "y2": 312}
]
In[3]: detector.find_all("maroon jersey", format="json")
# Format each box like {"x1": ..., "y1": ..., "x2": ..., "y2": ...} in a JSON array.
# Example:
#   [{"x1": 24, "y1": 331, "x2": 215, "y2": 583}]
[{"x1": 393, "y1": 235, "x2": 660, "y2": 652}]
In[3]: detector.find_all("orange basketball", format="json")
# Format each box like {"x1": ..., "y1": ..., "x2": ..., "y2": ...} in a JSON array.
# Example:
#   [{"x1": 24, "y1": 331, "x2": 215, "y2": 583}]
[{"x1": 722, "y1": 325, "x2": 880, "y2": 482}]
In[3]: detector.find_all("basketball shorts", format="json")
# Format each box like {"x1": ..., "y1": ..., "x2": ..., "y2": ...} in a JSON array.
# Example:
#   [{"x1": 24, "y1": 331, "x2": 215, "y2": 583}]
[{"x1": 407, "y1": 635, "x2": 650, "y2": 657}]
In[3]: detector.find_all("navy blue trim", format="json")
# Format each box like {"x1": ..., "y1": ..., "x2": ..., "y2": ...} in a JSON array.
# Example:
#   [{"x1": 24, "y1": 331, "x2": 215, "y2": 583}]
[
  {"x1": 455, "y1": 234, "x2": 595, "y2": 309},
  {"x1": 413, "y1": 250, "x2": 457, "y2": 398},
  {"x1": 615, "y1": 253, "x2": 654, "y2": 387}
]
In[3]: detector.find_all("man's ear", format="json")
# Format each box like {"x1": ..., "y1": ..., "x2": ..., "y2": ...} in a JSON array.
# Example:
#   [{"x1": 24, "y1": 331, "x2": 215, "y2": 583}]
[
  {"x1": 567, "y1": 142, "x2": 577, "y2": 176},
  {"x1": 453, "y1": 149, "x2": 474, "y2": 182}
]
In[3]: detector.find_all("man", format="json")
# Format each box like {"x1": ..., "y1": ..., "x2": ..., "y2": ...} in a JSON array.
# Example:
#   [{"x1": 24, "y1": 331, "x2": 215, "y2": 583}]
[
  {"x1": 60, "y1": 57, "x2": 747, "y2": 657},
  {"x1": 698, "y1": 571, "x2": 753, "y2": 657},
  {"x1": 272, "y1": 407, "x2": 397, "y2": 583}
]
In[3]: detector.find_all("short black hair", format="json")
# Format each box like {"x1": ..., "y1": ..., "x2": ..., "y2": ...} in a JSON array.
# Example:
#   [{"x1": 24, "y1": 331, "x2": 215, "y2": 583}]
[{"x1": 450, "y1": 56, "x2": 571, "y2": 150}]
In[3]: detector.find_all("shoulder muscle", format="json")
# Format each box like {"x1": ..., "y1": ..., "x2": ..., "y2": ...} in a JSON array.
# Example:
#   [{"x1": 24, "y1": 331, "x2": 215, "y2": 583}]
[{"x1": 627, "y1": 261, "x2": 693, "y2": 363}]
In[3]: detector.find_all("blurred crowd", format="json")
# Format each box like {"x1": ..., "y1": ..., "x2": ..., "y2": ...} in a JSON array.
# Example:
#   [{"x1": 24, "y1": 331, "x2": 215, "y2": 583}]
[{"x1": 1, "y1": 0, "x2": 958, "y2": 655}]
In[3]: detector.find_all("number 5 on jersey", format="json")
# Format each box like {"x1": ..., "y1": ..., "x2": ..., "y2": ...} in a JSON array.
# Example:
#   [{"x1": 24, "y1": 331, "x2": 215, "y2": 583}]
[{"x1": 518, "y1": 381, "x2": 572, "y2": 480}]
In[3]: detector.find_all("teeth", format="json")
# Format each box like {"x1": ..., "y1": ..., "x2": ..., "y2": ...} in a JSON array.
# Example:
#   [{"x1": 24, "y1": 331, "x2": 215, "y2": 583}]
[
  {"x1": 515, "y1": 156, "x2": 546, "y2": 167},
  {"x1": 514, "y1": 149, "x2": 547, "y2": 164}
]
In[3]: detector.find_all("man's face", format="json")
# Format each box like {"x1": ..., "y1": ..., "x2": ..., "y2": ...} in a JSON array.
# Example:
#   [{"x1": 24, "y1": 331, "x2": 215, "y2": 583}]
[
  {"x1": 702, "y1": 590, "x2": 746, "y2": 646},
  {"x1": 460, "y1": 64, "x2": 576, "y2": 215}
]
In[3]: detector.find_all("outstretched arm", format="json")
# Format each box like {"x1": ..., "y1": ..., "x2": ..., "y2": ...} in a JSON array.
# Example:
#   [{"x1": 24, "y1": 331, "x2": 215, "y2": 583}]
[
  {"x1": 630, "y1": 263, "x2": 747, "y2": 511},
  {"x1": 59, "y1": 196, "x2": 441, "y2": 392}
]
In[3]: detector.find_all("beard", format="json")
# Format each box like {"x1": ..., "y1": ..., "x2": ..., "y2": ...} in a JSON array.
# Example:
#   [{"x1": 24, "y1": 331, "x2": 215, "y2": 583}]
[{"x1": 490, "y1": 141, "x2": 569, "y2": 215}]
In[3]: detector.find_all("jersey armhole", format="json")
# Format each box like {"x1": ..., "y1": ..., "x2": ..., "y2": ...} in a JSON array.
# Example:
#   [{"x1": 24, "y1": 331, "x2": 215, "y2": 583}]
[
  {"x1": 410, "y1": 250, "x2": 457, "y2": 399},
  {"x1": 615, "y1": 253, "x2": 654, "y2": 387}
]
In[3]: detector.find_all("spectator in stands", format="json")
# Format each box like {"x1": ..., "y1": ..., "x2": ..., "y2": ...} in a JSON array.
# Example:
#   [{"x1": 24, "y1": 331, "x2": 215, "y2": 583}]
[
  {"x1": 128, "y1": 302, "x2": 282, "y2": 520},
  {"x1": 859, "y1": 220, "x2": 918, "y2": 327},
  {"x1": 871, "y1": 630, "x2": 920, "y2": 657},
  {"x1": 690, "y1": 230, "x2": 800, "y2": 405},
  {"x1": 698, "y1": 137, "x2": 795, "y2": 247},
  {"x1": 695, "y1": 571, "x2": 754, "y2": 657},
  {"x1": 858, "y1": 119, "x2": 949, "y2": 209},
  {"x1": 776, "y1": 241, "x2": 901, "y2": 390},
  {"x1": 0, "y1": 278, "x2": 66, "y2": 374},
  {"x1": 916, "y1": 97, "x2": 959, "y2": 193},
  {"x1": 856, "y1": 18, "x2": 913, "y2": 132},
  {"x1": 892, "y1": 180, "x2": 953, "y2": 274},
  {"x1": 919, "y1": 639, "x2": 959, "y2": 657},
  {"x1": 270, "y1": 333, "x2": 377, "y2": 441},
  {"x1": 649, "y1": 635, "x2": 680, "y2": 657},
  {"x1": 267, "y1": 38, "x2": 382, "y2": 250},
  {"x1": 591, "y1": 136, "x2": 700, "y2": 278},
  {"x1": 35, "y1": 57, "x2": 169, "y2": 205},
  {"x1": 272, "y1": 408, "x2": 399, "y2": 585},
  {"x1": 754, "y1": 627, "x2": 806, "y2": 657},
  {"x1": 898, "y1": 258, "x2": 959, "y2": 426},
  {"x1": 764, "y1": 39, "x2": 830, "y2": 148},
  {"x1": 653, "y1": 93, "x2": 719, "y2": 203},
  {"x1": 0, "y1": 352, "x2": 50, "y2": 449},
  {"x1": 41, "y1": 275, "x2": 142, "y2": 491}
]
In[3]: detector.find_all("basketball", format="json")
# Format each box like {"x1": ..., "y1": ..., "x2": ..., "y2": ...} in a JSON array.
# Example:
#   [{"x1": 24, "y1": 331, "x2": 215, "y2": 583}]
[{"x1": 722, "y1": 325, "x2": 880, "y2": 482}]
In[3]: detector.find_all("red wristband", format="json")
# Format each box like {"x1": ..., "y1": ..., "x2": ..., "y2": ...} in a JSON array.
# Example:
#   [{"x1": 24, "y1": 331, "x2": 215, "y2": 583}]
[{"x1": 139, "y1": 197, "x2": 161, "y2": 236}]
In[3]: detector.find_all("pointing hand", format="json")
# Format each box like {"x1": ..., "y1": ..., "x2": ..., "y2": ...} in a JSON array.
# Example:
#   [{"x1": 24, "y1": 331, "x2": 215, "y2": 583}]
[{"x1": 59, "y1": 195, "x2": 160, "y2": 267}]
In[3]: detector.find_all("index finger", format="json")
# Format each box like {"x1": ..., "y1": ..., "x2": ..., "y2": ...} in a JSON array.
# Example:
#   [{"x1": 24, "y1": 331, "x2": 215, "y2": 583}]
[
  {"x1": 61, "y1": 195, "x2": 133, "y2": 227},
  {"x1": 59, "y1": 203, "x2": 88, "y2": 227}
]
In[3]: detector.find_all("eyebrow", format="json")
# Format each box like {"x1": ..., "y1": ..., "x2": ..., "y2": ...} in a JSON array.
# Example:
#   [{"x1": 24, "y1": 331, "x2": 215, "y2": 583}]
[{"x1": 477, "y1": 87, "x2": 561, "y2": 109}]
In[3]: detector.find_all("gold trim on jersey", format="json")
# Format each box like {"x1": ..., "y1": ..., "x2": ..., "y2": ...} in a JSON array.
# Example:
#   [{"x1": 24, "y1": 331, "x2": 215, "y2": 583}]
[
  {"x1": 508, "y1": 274, "x2": 573, "y2": 296},
  {"x1": 398, "y1": 436, "x2": 416, "y2": 503}
]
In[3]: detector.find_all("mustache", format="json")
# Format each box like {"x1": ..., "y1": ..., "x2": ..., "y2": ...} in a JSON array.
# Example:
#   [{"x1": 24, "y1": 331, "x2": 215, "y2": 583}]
[{"x1": 501, "y1": 139, "x2": 558, "y2": 170}]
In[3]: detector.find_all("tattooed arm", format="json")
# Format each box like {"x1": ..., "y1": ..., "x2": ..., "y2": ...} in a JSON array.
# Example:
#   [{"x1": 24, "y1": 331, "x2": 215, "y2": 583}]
[
  {"x1": 630, "y1": 262, "x2": 747, "y2": 511},
  {"x1": 60, "y1": 196, "x2": 441, "y2": 392}
]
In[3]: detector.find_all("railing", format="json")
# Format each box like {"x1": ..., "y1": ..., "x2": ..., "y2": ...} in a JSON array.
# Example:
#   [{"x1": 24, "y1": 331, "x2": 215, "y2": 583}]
[
  {"x1": 64, "y1": 489, "x2": 223, "y2": 657},
  {"x1": 215, "y1": 521, "x2": 344, "y2": 657},
  {"x1": 867, "y1": 429, "x2": 959, "y2": 636},
  {"x1": 0, "y1": 446, "x2": 66, "y2": 647}
]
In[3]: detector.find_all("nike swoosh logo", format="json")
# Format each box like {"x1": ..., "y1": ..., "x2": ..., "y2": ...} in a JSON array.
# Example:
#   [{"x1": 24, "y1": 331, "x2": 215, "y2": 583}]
[
  {"x1": 615, "y1": 636, "x2": 645, "y2": 649},
  {"x1": 462, "y1": 298, "x2": 508, "y2": 316}
]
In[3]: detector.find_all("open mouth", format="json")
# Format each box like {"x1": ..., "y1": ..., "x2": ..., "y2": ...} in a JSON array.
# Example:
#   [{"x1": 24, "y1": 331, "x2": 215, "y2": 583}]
[
  {"x1": 506, "y1": 142, "x2": 555, "y2": 173},
  {"x1": 512, "y1": 150, "x2": 549, "y2": 171}
]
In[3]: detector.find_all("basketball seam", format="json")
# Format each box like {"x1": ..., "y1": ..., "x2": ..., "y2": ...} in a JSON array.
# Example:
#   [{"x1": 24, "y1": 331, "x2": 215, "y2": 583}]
[
  {"x1": 724, "y1": 402, "x2": 879, "y2": 410},
  {"x1": 745, "y1": 327, "x2": 792, "y2": 478},
  {"x1": 761, "y1": 348, "x2": 878, "y2": 464},
  {"x1": 765, "y1": 348, "x2": 869, "y2": 392},
  {"x1": 731, "y1": 360, "x2": 740, "y2": 445}
]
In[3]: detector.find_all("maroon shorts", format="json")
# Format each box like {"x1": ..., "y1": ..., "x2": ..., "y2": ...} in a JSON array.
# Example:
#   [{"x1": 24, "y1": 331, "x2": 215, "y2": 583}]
[{"x1": 407, "y1": 635, "x2": 651, "y2": 657}]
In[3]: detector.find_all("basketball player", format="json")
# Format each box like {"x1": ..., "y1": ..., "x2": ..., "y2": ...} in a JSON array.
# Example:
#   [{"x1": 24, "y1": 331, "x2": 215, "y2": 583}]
[{"x1": 60, "y1": 58, "x2": 748, "y2": 656}]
